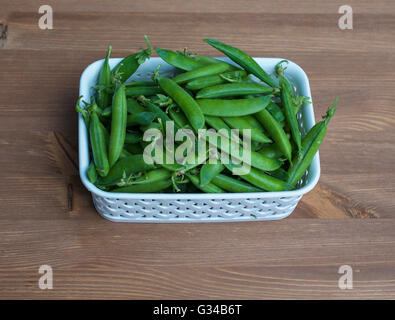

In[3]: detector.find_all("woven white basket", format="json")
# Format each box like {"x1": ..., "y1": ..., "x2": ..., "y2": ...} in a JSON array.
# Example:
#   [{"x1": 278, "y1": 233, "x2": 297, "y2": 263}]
[{"x1": 78, "y1": 57, "x2": 320, "y2": 222}]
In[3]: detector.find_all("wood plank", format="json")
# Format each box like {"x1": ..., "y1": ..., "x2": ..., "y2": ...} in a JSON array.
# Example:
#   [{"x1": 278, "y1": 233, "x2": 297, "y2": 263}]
[
  {"x1": 3, "y1": 0, "x2": 395, "y2": 14},
  {"x1": 1, "y1": 219, "x2": 395, "y2": 299},
  {"x1": 0, "y1": 12, "x2": 394, "y2": 53}
]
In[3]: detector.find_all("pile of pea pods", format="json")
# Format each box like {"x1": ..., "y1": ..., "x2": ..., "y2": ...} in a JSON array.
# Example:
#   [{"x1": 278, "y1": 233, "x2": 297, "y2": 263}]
[{"x1": 76, "y1": 36, "x2": 337, "y2": 193}]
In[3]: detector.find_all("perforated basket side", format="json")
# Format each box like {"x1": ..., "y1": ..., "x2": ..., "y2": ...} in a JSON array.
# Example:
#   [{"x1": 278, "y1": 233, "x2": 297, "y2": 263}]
[{"x1": 92, "y1": 194, "x2": 302, "y2": 223}]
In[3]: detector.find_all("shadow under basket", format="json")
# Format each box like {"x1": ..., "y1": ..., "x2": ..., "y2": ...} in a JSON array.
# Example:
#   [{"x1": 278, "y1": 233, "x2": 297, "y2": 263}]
[{"x1": 78, "y1": 57, "x2": 320, "y2": 223}]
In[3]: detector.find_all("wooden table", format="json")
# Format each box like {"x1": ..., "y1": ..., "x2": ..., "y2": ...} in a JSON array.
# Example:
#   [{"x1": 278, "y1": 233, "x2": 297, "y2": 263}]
[{"x1": 1, "y1": 0, "x2": 394, "y2": 299}]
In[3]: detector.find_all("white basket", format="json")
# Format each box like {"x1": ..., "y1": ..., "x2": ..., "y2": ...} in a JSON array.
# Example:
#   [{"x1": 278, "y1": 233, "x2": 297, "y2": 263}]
[{"x1": 78, "y1": 57, "x2": 320, "y2": 222}]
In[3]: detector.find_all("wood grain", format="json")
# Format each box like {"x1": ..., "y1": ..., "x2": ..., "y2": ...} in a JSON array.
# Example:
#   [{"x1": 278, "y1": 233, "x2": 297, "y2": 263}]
[{"x1": 1, "y1": 0, "x2": 395, "y2": 299}]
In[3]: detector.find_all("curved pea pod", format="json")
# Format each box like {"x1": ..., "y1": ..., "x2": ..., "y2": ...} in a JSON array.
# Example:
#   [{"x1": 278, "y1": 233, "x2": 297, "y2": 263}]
[
  {"x1": 211, "y1": 174, "x2": 263, "y2": 193},
  {"x1": 98, "y1": 154, "x2": 155, "y2": 187},
  {"x1": 287, "y1": 99, "x2": 337, "y2": 188},
  {"x1": 255, "y1": 108, "x2": 292, "y2": 163},
  {"x1": 186, "y1": 174, "x2": 224, "y2": 193},
  {"x1": 96, "y1": 46, "x2": 112, "y2": 109},
  {"x1": 127, "y1": 112, "x2": 155, "y2": 126},
  {"x1": 154, "y1": 48, "x2": 206, "y2": 71},
  {"x1": 225, "y1": 163, "x2": 290, "y2": 192},
  {"x1": 108, "y1": 84, "x2": 128, "y2": 167},
  {"x1": 200, "y1": 161, "x2": 225, "y2": 187},
  {"x1": 197, "y1": 95, "x2": 272, "y2": 117},
  {"x1": 157, "y1": 76, "x2": 205, "y2": 132},
  {"x1": 172, "y1": 63, "x2": 231, "y2": 84},
  {"x1": 185, "y1": 70, "x2": 247, "y2": 90},
  {"x1": 204, "y1": 39, "x2": 277, "y2": 87},
  {"x1": 111, "y1": 35, "x2": 151, "y2": 83},
  {"x1": 222, "y1": 116, "x2": 272, "y2": 144},
  {"x1": 89, "y1": 111, "x2": 110, "y2": 177},
  {"x1": 196, "y1": 82, "x2": 277, "y2": 99},
  {"x1": 111, "y1": 179, "x2": 172, "y2": 193},
  {"x1": 125, "y1": 86, "x2": 164, "y2": 97}
]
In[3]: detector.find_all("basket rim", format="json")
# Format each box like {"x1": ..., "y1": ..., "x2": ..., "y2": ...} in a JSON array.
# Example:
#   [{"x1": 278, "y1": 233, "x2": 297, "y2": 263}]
[{"x1": 78, "y1": 56, "x2": 320, "y2": 200}]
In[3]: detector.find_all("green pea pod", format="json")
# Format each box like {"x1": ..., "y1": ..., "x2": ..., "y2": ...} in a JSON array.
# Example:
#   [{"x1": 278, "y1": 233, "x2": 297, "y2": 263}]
[
  {"x1": 100, "y1": 106, "x2": 112, "y2": 118},
  {"x1": 185, "y1": 70, "x2": 247, "y2": 90},
  {"x1": 211, "y1": 174, "x2": 262, "y2": 192},
  {"x1": 98, "y1": 154, "x2": 155, "y2": 186},
  {"x1": 111, "y1": 35, "x2": 151, "y2": 84},
  {"x1": 124, "y1": 143, "x2": 144, "y2": 155},
  {"x1": 287, "y1": 99, "x2": 337, "y2": 188},
  {"x1": 168, "y1": 107, "x2": 189, "y2": 128},
  {"x1": 222, "y1": 116, "x2": 272, "y2": 144},
  {"x1": 125, "y1": 81, "x2": 157, "y2": 87},
  {"x1": 87, "y1": 162, "x2": 98, "y2": 184},
  {"x1": 127, "y1": 98, "x2": 145, "y2": 114},
  {"x1": 125, "y1": 86, "x2": 163, "y2": 97},
  {"x1": 125, "y1": 131, "x2": 142, "y2": 144},
  {"x1": 197, "y1": 95, "x2": 272, "y2": 117},
  {"x1": 111, "y1": 179, "x2": 172, "y2": 193},
  {"x1": 89, "y1": 111, "x2": 110, "y2": 177},
  {"x1": 269, "y1": 168, "x2": 289, "y2": 181},
  {"x1": 172, "y1": 63, "x2": 231, "y2": 84},
  {"x1": 259, "y1": 144, "x2": 284, "y2": 159},
  {"x1": 196, "y1": 83, "x2": 277, "y2": 99},
  {"x1": 200, "y1": 161, "x2": 225, "y2": 187},
  {"x1": 97, "y1": 46, "x2": 112, "y2": 109},
  {"x1": 204, "y1": 39, "x2": 277, "y2": 87},
  {"x1": 267, "y1": 102, "x2": 285, "y2": 122},
  {"x1": 138, "y1": 96, "x2": 176, "y2": 129},
  {"x1": 186, "y1": 174, "x2": 224, "y2": 193},
  {"x1": 157, "y1": 76, "x2": 205, "y2": 132},
  {"x1": 205, "y1": 132, "x2": 282, "y2": 172},
  {"x1": 224, "y1": 163, "x2": 290, "y2": 192},
  {"x1": 130, "y1": 168, "x2": 172, "y2": 185},
  {"x1": 280, "y1": 80, "x2": 302, "y2": 154},
  {"x1": 255, "y1": 108, "x2": 292, "y2": 163},
  {"x1": 119, "y1": 148, "x2": 133, "y2": 159},
  {"x1": 109, "y1": 84, "x2": 127, "y2": 167},
  {"x1": 188, "y1": 55, "x2": 240, "y2": 70},
  {"x1": 155, "y1": 48, "x2": 207, "y2": 71},
  {"x1": 127, "y1": 112, "x2": 155, "y2": 126}
]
